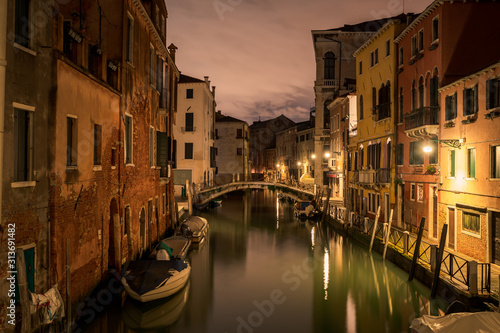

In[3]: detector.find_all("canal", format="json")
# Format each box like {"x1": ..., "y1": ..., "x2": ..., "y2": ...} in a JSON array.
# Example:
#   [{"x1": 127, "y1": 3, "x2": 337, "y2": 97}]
[{"x1": 84, "y1": 189, "x2": 448, "y2": 333}]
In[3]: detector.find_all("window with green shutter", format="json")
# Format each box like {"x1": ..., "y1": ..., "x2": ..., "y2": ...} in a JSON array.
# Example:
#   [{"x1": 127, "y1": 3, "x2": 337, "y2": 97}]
[
  {"x1": 450, "y1": 150, "x2": 456, "y2": 177},
  {"x1": 467, "y1": 148, "x2": 476, "y2": 178}
]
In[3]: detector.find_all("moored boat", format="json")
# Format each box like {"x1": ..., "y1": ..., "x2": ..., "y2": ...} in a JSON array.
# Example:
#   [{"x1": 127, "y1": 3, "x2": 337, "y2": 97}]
[
  {"x1": 410, "y1": 312, "x2": 500, "y2": 333},
  {"x1": 121, "y1": 259, "x2": 191, "y2": 303},
  {"x1": 150, "y1": 236, "x2": 191, "y2": 261},
  {"x1": 179, "y1": 216, "x2": 209, "y2": 243}
]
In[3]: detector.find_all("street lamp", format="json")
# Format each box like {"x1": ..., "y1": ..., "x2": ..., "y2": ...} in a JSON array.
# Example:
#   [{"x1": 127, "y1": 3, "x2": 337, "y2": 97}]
[
  {"x1": 423, "y1": 138, "x2": 465, "y2": 151},
  {"x1": 325, "y1": 152, "x2": 331, "y2": 158},
  {"x1": 297, "y1": 162, "x2": 301, "y2": 166},
  {"x1": 311, "y1": 154, "x2": 316, "y2": 159}
]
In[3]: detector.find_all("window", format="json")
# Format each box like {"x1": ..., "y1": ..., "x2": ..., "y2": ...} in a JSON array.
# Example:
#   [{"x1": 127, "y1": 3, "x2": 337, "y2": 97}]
[
  {"x1": 418, "y1": 77, "x2": 424, "y2": 108},
  {"x1": 185, "y1": 113, "x2": 193, "y2": 131},
  {"x1": 126, "y1": 14, "x2": 134, "y2": 63},
  {"x1": 410, "y1": 184, "x2": 416, "y2": 201},
  {"x1": 411, "y1": 80, "x2": 417, "y2": 111},
  {"x1": 399, "y1": 88, "x2": 404, "y2": 123},
  {"x1": 409, "y1": 141, "x2": 423, "y2": 165},
  {"x1": 237, "y1": 129, "x2": 243, "y2": 138},
  {"x1": 359, "y1": 60, "x2": 362, "y2": 75},
  {"x1": 385, "y1": 39, "x2": 391, "y2": 57},
  {"x1": 359, "y1": 95, "x2": 364, "y2": 120},
  {"x1": 429, "y1": 140, "x2": 438, "y2": 165},
  {"x1": 161, "y1": 15, "x2": 165, "y2": 36},
  {"x1": 185, "y1": 143, "x2": 193, "y2": 159},
  {"x1": 445, "y1": 93, "x2": 457, "y2": 121},
  {"x1": 215, "y1": 129, "x2": 218, "y2": 138},
  {"x1": 486, "y1": 78, "x2": 500, "y2": 110},
  {"x1": 124, "y1": 206, "x2": 131, "y2": 236},
  {"x1": 449, "y1": 150, "x2": 456, "y2": 177},
  {"x1": 432, "y1": 17, "x2": 439, "y2": 42},
  {"x1": 370, "y1": 48, "x2": 379, "y2": 67},
  {"x1": 396, "y1": 143, "x2": 404, "y2": 166},
  {"x1": 125, "y1": 115, "x2": 132, "y2": 164},
  {"x1": 417, "y1": 184, "x2": 424, "y2": 202},
  {"x1": 430, "y1": 75, "x2": 439, "y2": 107},
  {"x1": 467, "y1": 148, "x2": 476, "y2": 179},
  {"x1": 15, "y1": 0, "x2": 30, "y2": 47},
  {"x1": 399, "y1": 46, "x2": 404, "y2": 67},
  {"x1": 491, "y1": 145, "x2": 500, "y2": 179},
  {"x1": 237, "y1": 148, "x2": 243, "y2": 155},
  {"x1": 67, "y1": 116, "x2": 78, "y2": 167},
  {"x1": 155, "y1": 4, "x2": 160, "y2": 27},
  {"x1": 411, "y1": 35, "x2": 417, "y2": 57},
  {"x1": 463, "y1": 85, "x2": 478, "y2": 116},
  {"x1": 462, "y1": 211, "x2": 480, "y2": 234},
  {"x1": 150, "y1": 45, "x2": 155, "y2": 85},
  {"x1": 186, "y1": 89, "x2": 193, "y2": 99},
  {"x1": 372, "y1": 87, "x2": 377, "y2": 114},
  {"x1": 324, "y1": 52, "x2": 336, "y2": 79},
  {"x1": 93, "y1": 124, "x2": 102, "y2": 166},
  {"x1": 418, "y1": 29, "x2": 424, "y2": 52},
  {"x1": 150, "y1": 127, "x2": 155, "y2": 167},
  {"x1": 14, "y1": 107, "x2": 33, "y2": 181}
]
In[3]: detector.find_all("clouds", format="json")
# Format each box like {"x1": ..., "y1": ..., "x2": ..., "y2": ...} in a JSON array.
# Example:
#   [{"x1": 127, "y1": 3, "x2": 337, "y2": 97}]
[{"x1": 166, "y1": 0, "x2": 428, "y2": 124}]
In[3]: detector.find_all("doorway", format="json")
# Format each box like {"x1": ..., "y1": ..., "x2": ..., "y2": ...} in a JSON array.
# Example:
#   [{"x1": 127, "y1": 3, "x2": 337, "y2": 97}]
[
  {"x1": 140, "y1": 207, "x2": 146, "y2": 256},
  {"x1": 492, "y1": 211, "x2": 500, "y2": 264},
  {"x1": 108, "y1": 198, "x2": 119, "y2": 269}
]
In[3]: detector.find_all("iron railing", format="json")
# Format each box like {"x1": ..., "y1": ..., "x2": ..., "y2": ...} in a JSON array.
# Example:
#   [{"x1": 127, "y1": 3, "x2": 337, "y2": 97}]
[{"x1": 404, "y1": 106, "x2": 439, "y2": 130}]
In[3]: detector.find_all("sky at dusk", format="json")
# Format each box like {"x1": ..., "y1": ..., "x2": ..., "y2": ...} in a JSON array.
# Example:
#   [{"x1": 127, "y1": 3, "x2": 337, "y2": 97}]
[{"x1": 166, "y1": 0, "x2": 429, "y2": 124}]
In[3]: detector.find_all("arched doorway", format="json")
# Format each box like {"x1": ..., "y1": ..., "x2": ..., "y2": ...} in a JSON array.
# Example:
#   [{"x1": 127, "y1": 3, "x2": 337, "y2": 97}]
[
  {"x1": 108, "y1": 198, "x2": 119, "y2": 269},
  {"x1": 139, "y1": 207, "x2": 146, "y2": 256}
]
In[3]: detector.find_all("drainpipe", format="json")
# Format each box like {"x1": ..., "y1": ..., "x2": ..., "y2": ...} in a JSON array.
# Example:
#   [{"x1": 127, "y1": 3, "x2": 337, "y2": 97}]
[{"x1": 0, "y1": 0, "x2": 8, "y2": 230}]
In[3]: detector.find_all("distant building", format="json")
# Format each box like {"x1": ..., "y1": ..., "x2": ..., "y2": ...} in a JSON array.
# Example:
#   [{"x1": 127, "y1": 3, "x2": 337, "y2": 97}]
[
  {"x1": 215, "y1": 113, "x2": 249, "y2": 183},
  {"x1": 312, "y1": 18, "x2": 393, "y2": 188},
  {"x1": 296, "y1": 118, "x2": 315, "y2": 185},
  {"x1": 249, "y1": 115, "x2": 295, "y2": 177},
  {"x1": 173, "y1": 74, "x2": 216, "y2": 194},
  {"x1": 276, "y1": 127, "x2": 298, "y2": 183}
]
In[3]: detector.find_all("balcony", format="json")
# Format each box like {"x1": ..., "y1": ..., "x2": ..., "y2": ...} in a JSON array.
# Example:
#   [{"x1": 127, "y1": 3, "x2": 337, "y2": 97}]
[
  {"x1": 376, "y1": 168, "x2": 390, "y2": 184},
  {"x1": 404, "y1": 106, "x2": 439, "y2": 138},
  {"x1": 359, "y1": 169, "x2": 376, "y2": 184},
  {"x1": 315, "y1": 79, "x2": 339, "y2": 88}
]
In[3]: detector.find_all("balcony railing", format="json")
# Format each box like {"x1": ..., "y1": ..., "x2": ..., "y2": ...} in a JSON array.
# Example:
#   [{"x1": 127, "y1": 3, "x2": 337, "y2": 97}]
[
  {"x1": 404, "y1": 106, "x2": 439, "y2": 131},
  {"x1": 376, "y1": 168, "x2": 390, "y2": 183},
  {"x1": 359, "y1": 169, "x2": 376, "y2": 184},
  {"x1": 315, "y1": 79, "x2": 339, "y2": 88}
]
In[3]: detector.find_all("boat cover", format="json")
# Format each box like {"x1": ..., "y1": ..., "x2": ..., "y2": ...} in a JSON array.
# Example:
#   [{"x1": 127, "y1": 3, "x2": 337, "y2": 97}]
[
  {"x1": 183, "y1": 216, "x2": 206, "y2": 233},
  {"x1": 410, "y1": 312, "x2": 500, "y2": 333},
  {"x1": 124, "y1": 260, "x2": 188, "y2": 296}
]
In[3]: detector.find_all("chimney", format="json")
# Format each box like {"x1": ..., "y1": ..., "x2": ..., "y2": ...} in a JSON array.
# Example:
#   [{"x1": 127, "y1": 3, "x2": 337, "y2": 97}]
[
  {"x1": 168, "y1": 43, "x2": 178, "y2": 63},
  {"x1": 406, "y1": 13, "x2": 415, "y2": 26},
  {"x1": 212, "y1": 86, "x2": 216, "y2": 97}
]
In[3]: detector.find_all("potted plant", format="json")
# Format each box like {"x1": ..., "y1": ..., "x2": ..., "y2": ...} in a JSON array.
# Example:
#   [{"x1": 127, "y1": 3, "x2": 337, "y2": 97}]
[{"x1": 425, "y1": 165, "x2": 437, "y2": 174}]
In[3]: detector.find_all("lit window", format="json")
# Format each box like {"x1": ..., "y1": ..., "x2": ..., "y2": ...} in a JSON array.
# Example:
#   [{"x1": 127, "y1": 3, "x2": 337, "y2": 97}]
[{"x1": 462, "y1": 211, "x2": 480, "y2": 234}]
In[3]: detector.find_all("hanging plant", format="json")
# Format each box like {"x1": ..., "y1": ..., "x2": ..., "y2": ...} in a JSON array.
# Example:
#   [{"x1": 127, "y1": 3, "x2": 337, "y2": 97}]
[{"x1": 425, "y1": 165, "x2": 437, "y2": 174}]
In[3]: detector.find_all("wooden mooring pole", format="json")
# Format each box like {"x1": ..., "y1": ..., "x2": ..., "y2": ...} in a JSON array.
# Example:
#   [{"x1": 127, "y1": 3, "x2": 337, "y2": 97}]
[
  {"x1": 431, "y1": 224, "x2": 448, "y2": 297},
  {"x1": 369, "y1": 206, "x2": 381, "y2": 252},
  {"x1": 320, "y1": 188, "x2": 332, "y2": 224},
  {"x1": 66, "y1": 238, "x2": 72, "y2": 332},
  {"x1": 408, "y1": 217, "x2": 426, "y2": 282},
  {"x1": 383, "y1": 209, "x2": 394, "y2": 260}
]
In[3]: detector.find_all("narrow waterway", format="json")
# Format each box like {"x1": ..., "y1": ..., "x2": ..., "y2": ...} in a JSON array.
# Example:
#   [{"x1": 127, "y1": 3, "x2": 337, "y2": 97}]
[{"x1": 84, "y1": 190, "x2": 448, "y2": 333}]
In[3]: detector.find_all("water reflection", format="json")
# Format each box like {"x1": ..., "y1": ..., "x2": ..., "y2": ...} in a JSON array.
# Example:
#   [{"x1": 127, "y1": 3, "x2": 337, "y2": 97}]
[{"x1": 83, "y1": 190, "x2": 447, "y2": 333}]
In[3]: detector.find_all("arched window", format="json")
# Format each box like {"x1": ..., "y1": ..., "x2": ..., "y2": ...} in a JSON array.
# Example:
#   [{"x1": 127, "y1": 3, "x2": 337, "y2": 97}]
[
  {"x1": 324, "y1": 52, "x2": 336, "y2": 80},
  {"x1": 372, "y1": 87, "x2": 377, "y2": 115},
  {"x1": 359, "y1": 95, "x2": 364, "y2": 120},
  {"x1": 418, "y1": 76, "x2": 425, "y2": 108}
]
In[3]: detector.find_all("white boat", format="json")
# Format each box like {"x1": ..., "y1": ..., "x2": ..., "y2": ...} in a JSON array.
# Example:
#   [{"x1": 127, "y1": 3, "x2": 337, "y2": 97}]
[
  {"x1": 121, "y1": 259, "x2": 191, "y2": 302},
  {"x1": 179, "y1": 216, "x2": 209, "y2": 243},
  {"x1": 150, "y1": 236, "x2": 191, "y2": 260},
  {"x1": 410, "y1": 312, "x2": 500, "y2": 333}
]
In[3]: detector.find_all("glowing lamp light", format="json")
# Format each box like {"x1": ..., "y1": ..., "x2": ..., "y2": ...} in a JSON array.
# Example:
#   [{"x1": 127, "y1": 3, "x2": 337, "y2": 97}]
[
  {"x1": 297, "y1": 162, "x2": 301, "y2": 166},
  {"x1": 325, "y1": 152, "x2": 331, "y2": 158},
  {"x1": 423, "y1": 146, "x2": 433, "y2": 153},
  {"x1": 276, "y1": 164, "x2": 280, "y2": 168},
  {"x1": 312, "y1": 154, "x2": 316, "y2": 159}
]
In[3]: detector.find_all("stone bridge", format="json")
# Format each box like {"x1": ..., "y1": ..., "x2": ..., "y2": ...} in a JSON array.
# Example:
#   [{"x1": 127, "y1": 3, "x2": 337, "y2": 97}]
[{"x1": 193, "y1": 181, "x2": 316, "y2": 206}]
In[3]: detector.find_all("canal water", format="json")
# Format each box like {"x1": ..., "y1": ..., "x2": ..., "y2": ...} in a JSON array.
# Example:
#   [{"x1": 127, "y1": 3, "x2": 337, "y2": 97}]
[{"x1": 84, "y1": 190, "x2": 448, "y2": 333}]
